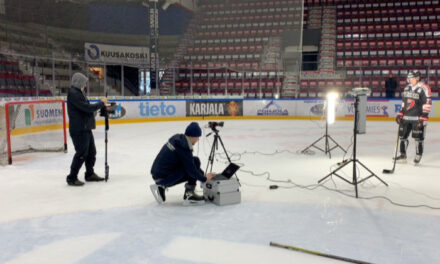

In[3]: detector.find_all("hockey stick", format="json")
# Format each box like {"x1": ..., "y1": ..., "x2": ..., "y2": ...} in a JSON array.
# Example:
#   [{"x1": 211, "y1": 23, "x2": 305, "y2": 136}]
[
  {"x1": 382, "y1": 125, "x2": 400, "y2": 174},
  {"x1": 269, "y1": 242, "x2": 372, "y2": 264}
]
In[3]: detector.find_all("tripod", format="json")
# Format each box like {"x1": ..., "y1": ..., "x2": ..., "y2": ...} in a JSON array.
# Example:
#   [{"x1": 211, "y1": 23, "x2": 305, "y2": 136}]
[
  {"x1": 301, "y1": 115, "x2": 346, "y2": 159},
  {"x1": 318, "y1": 94, "x2": 388, "y2": 198},
  {"x1": 205, "y1": 127, "x2": 238, "y2": 181}
]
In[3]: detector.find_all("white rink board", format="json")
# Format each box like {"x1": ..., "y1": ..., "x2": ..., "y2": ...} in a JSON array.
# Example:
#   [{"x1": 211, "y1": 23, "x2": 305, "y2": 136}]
[
  {"x1": 92, "y1": 100, "x2": 186, "y2": 121},
  {"x1": 244, "y1": 99, "x2": 436, "y2": 118}
]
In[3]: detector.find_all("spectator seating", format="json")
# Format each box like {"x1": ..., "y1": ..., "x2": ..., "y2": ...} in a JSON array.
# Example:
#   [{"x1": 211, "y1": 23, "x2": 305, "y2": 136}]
[
  {"x1": 176, "y1": 0, "x2": 306, "y2": 96},
  {"x1": 333, "y1": 0, "x2": 440, "y2": 97},
  {"x1": 0, "y1": 58, "x2": 47, "y2": 97}
]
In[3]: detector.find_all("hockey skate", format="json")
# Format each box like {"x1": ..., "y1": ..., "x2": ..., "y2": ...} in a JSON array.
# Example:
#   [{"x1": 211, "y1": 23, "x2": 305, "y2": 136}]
[
  {"x1": 414, "y1": 155, "x2": 422, "y2": 165},
  {"x1": 393, "y1": 153, "x2": 407, "y2": 163},
  {"x1": 150, "y1": 184, "x2": 166, "y2": 204},
  {"x1": 183, "y1": 190, "x2": 205, "y2": 206}
]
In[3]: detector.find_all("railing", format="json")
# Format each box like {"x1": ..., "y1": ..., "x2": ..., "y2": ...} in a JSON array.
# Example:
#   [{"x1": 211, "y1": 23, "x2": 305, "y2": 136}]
[{"x1": 2, "y1": 51, "x2": 438, "y2": 99}]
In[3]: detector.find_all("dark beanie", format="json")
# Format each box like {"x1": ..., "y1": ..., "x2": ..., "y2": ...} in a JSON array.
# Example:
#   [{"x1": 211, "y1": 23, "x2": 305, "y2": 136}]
[{"x1": 185, "y1": 122, "x2": 202, "y2": 137}]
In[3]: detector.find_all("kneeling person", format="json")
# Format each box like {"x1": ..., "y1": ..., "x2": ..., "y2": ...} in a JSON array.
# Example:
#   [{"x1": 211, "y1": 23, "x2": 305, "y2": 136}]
[{"x1": 150, "y1": 122, "x2": 215, "y2": 205}]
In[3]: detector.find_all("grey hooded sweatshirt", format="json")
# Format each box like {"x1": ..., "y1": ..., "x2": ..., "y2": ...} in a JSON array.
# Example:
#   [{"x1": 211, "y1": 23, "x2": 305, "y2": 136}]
[{"x1": 67, "y1": 73, "x2": 104, "y2": 133}]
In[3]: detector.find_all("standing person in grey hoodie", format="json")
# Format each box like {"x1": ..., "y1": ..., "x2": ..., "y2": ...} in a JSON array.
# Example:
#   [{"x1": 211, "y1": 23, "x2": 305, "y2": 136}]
[{"x1": 66, "y1": 72, "x2": 108, "y2": 186}]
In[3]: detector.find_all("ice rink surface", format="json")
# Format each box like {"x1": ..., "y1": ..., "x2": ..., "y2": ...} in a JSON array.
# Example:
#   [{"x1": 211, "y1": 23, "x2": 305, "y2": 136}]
[{"x1": 1, "y1": 119, "x2": 440, "y2": 264}]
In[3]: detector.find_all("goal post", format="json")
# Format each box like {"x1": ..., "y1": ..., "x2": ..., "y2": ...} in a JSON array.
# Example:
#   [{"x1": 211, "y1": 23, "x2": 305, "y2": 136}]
[{"x1": 0, "y1": 100, "x2": 67, "y2": 165}]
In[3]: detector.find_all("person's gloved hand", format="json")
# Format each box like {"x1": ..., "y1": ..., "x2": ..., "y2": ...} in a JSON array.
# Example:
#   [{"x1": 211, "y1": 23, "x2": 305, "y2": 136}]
[
  {"x1": 395, "y1": 112, "x2": 404, "y2": 124},
  {"x1": 418, "y1": 116, "x2": 428, "y2": 128}
]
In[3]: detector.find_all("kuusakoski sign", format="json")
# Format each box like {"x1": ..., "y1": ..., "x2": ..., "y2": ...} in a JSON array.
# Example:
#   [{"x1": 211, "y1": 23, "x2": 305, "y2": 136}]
[
  {"x1": 84, "y1": 42, "x2": 149, "y2": 65},
  {"x1": 186, "y1": 100, "x2": 243, "y2": 117}
]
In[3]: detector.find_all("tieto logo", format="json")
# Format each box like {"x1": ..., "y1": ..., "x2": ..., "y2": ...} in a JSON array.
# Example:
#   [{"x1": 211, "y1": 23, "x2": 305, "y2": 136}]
[{"x1": 139, "y1": 102, "x2": 176, "y2": 117}]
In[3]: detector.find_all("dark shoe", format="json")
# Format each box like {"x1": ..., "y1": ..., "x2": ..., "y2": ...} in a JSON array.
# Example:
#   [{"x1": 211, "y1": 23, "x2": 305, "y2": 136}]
[
  {"x1": 183, "y1": 190, "x2": 205, "y2": 206},
  {"x1": 85, "y1": 172, "x2": 104, "y2": 182},
  {"x1": 414, "y1": 155, "x2": 422, "y2": 164},
  {"x1": 150, "y1": 184, "x2": 166, "y2": 204},
  {"x1": 67, "y1": 179, "x2": 84, "y2": 186}
]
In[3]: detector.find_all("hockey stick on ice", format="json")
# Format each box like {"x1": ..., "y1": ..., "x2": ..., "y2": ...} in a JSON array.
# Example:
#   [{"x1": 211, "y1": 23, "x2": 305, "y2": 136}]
[
  {"x1": 383, "y1": 126, "x2": 400, "y2": 174},
  {"x1": 269, "y1": 242, "x2": 372, "y2": 264}
]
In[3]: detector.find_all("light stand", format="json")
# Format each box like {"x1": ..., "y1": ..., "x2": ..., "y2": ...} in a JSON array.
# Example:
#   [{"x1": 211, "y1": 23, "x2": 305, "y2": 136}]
[
  {"x1": 318, "y1": 93, "x2": 388, "y2": 198},
  {"x1": 301, "y1": 93, "x2": 346, "y2": 158}
]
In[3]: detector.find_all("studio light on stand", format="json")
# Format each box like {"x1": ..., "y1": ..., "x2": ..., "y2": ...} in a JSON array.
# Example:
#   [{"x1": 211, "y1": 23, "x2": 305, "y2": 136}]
[
  {"x1": 301, "y1": 91, "x2": 346, "y2": 158},
  {"x1": 318, "y1": 87, "x2": 388, "y2": 198},
  {"x1": 326, "y1": 92, "x2": 338, "y2": 125}
]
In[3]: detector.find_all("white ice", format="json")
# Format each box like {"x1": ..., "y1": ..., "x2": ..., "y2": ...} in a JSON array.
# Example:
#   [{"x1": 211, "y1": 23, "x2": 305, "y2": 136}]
[{"x1": 1, "y1": 119, "x2": 440, "y2": 264}]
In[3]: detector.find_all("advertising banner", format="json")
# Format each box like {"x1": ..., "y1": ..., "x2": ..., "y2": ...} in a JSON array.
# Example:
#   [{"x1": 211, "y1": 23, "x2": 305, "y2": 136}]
[
  {"x1": 243, "y1": 100, "x2": 294, "y2": 116},
  {"x1": 94, "y1": 100, "x2": 186, "y2": 121},
  {"x1": 296, "y1": 99, "x2": 326, "y2": 117},
  {"x1": 296, "y1": 99, "x2": 413, "y2": 118},
  {"x1": 84, "y1": 42, "x2": 149, "y2": 65},
  {"x1": 8, "y1": 103, "x2": 64, "y2": 129},
  {"x1": 186, "y1": 100, "x2": 243, "y2": 117},
  {"x1": 339, "y1": 99, "x2": 403, "y2": 118}
]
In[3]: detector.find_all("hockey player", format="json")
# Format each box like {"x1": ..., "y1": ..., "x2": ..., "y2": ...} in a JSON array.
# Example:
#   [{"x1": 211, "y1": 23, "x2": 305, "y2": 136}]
[{"x1": 395, "y1": 70, "x2": 432, "y2": 164}]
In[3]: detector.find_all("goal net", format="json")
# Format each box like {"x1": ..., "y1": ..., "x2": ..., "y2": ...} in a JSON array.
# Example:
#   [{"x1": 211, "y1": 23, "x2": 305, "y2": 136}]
[{"x1": 0, "y1": 100, "x2": 67, "y2": 165}]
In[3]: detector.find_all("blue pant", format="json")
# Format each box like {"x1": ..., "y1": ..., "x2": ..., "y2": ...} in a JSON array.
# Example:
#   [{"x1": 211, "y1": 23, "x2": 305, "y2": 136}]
[{"x1": 153, "y1": 157, "x2": 202, "y2": 191}]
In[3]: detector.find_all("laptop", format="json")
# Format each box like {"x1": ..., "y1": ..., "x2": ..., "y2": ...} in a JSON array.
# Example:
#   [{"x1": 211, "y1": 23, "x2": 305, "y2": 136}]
[{"x1": 211, "y1": 163, "x2": 240, "y2": 181}]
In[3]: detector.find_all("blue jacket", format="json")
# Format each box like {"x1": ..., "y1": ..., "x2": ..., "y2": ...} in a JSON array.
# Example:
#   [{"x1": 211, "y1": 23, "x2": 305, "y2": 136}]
[{"x1": 151, "y1": 134, "x2": 207, "y2": 182}]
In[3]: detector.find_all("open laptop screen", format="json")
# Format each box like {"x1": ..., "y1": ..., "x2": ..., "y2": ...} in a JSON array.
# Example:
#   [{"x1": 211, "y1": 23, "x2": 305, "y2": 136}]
[{"x1": 221, "y1": 163, "x2": 240, "y2": 179}]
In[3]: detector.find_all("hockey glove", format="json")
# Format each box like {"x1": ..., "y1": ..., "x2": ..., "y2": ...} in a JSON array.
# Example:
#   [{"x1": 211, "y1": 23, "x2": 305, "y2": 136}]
[
  {"x1": 395, "y1": 112, "x2": 404, "y2": 125},
  {"x1": 418, "y1": 116, "x2": 428, "y2": 128}
]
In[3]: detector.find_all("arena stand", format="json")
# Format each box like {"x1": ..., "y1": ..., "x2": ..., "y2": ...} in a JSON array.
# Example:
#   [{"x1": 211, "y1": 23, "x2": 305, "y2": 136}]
[
  {"x1": 170, "y1": 0, "x2": 306, "y2": 97},
  {"x1": 0, "y1": 55, "x2": 44, "y2": 97},
  {"x1": 174, "y1": 0, "x2": 440, "y2": 98},
  {"x1": 334, "y1": 0, "x2": 440, "y2": 97},
  {"x1": 0, "y1": 0, "x2": 439, "y2": 98}
]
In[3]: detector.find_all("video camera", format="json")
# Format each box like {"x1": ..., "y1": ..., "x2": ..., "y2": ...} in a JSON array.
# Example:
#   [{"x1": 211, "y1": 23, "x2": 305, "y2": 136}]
[
  {"x1": 208, "y1": 121, "x2": 224, "y2": 130},
  {"x1": 100, "y1": 102, "x2": 117, "y2": 117}
]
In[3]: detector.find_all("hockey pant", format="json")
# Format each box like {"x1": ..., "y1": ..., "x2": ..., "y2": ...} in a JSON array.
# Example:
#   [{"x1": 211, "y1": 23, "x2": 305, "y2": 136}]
[{"x1": 398, "y1": 121, "x2": 425, "y2": 156}]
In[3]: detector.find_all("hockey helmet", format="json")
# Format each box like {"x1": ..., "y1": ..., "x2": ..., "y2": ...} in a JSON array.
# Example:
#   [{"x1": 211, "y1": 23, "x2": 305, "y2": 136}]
[{"x1": 407, "y1": 70, "x2": 421, "y2": 83}]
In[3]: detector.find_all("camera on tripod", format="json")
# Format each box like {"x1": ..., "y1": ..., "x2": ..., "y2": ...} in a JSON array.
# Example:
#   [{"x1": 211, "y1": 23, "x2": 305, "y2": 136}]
[
  {"x1": 208, "y1": 121, "x2": 224, "y2": 130},
  {"x1": 100, "y1": 102, "x2": 117, "y2": 117}
]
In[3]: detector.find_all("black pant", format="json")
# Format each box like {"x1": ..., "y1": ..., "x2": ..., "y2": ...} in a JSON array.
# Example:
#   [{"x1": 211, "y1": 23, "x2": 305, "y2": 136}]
[
  {"x1": 68, "y1": 130, "x2": 97, "y2": 180},
  {"x1": 385, "y1": 90, "x2": 394, "y2": 98},
  {"x1": 153, "y1": 157, "x2": 201, "y2": 191},
  {"x1": 399, "y1": 121, "x2": 425, "y2": 155}
]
